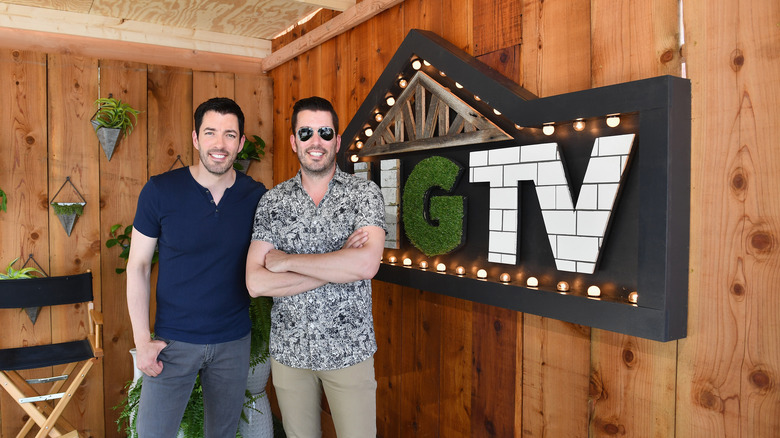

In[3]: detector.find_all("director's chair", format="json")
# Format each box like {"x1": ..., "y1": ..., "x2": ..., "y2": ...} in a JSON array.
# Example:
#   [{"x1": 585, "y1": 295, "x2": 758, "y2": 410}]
[{"x1": 0, "y1": 271, "x2": 103, "y2": 438}]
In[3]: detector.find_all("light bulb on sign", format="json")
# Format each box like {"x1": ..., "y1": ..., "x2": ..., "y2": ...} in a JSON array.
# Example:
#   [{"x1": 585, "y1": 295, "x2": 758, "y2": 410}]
[
  {"x1": 628, "y1": 291, "x2": 638, "y2": 304},
  {"x1": 419, "y1": 260, "x2": 429, "y2": 270},
  {"x1": 476, "y1": 269, "x2": 487, "y2": 279},
  {"x1": 606, "y1": 114, "x2": 621, "y2": 128},
  {"x1": 350, "y1": 155, "x2": 359, "y2": 163},
  {"x1": 557, "y1": 281, "x2": 570, "y2": 292},
  {"x1": 526, "y1": 277, "x2": 539, "y2": 288},
  {"x1": 455, "y1": 266, "x2": 466, "y2": 276},
  {"x1": 542, "y1": 123, "x2": 555, "y2": 136},
  {"x1": 402, "y1": 258, "x2": 412, "y2": 266},
  {"x1": 587, "y1": 285, "x2": 601, "y2": 297},
  {"x1": 573, "y1": 118, "x2": 586, "y2": 131},
  {"x1": 436, "y1": 263, "x2": 446, "y2": 272},
  {"x1": 499, "y1": 273, "x2": 511, "y2": 283}
]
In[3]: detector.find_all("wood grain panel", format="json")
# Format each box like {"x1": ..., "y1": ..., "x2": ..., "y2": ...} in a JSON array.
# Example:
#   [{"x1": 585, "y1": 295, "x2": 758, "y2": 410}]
[
  {"x1": 0, "y1": 48, "x2": 50, "y2": 437},
  {"x1": 589, "y1": 1, "x2": 680, "y2": 437},
  {"x1": 522, "y1": 317, "x2": 590, "y2": 436},
  {"x1": 473, "y1": 0, "x2": 521, "y2": 57},
  {"x1": 47, "y1": 52, "x2": 105, "y2": 437},
  {"x1": 373, "y1": 280, "x2": 403, "y2": 438},
  {"x1": 270, "y1": 61, "x2": 295, "y2": 184},
  {"x1": 402, "y1": 0, "x2": 442, "y2": 42},
  {"x1": 678, "y1": 0, "x2": 780, "y2": 436},
  {"x1": 235, "y1": 74, "x2": 274, "y2": 188},
  {"x1": 471, "y1": 302, "x2": 517, "y2": 437},
  {"x1": 97, "y1": 59, "x2": 148, "y2": 438},
  {"x1": 400, "y1": 287, "x2": 441, "y2": 437},
  {"x1": 147, "y1": 66, "x2": 193, "y2": 176},
  {"x1": 89, "y1": 0, "x2": 319, "y2": 40},
  {"x1": 439, "y1": 295, "x2": 472, "y2": 437},
  {"x1": 591, "y1": 0, "x2": 681, "y2": 85},
  {"x1": 519, "y1": 1, "x2": 592, "y2": 436},
  {"x1": 521, "y1": 0, "x2": 590, "y2": 97}
]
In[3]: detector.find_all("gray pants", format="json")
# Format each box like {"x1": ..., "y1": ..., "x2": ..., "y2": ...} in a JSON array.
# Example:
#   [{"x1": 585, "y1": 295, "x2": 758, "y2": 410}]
[{"x1": 137, "y1": 334, "x2": 251, "y2": 438}]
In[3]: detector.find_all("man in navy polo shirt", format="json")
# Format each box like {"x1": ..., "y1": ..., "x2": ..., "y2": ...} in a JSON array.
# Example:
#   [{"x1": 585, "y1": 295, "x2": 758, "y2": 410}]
[{"x1": 126, "y1": 97, "x2": 266, "y2": 437}]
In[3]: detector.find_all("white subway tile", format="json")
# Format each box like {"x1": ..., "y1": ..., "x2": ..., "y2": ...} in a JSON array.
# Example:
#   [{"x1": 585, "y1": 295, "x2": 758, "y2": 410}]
[
  {"x1": 521, "y1": 142, "x2": 558, "y2": 162},
  {"x1": 488, "y1": 146, "x2": 520, "y2": 165},
  {"x1": 541, "y1": 210, "x2": 576, "y2": 235}
]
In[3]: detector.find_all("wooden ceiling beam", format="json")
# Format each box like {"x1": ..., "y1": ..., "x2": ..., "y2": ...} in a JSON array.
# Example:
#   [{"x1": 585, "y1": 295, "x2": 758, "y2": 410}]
[
  {"x1": 294, "y1": 0, "x2": 356, "y2": 12},
  {"x1": 262, "y1": 0, "x2": 404, "y2": 72},
  {"x1": 0, "y1": 27, "x2": 264, "y2": 74}
]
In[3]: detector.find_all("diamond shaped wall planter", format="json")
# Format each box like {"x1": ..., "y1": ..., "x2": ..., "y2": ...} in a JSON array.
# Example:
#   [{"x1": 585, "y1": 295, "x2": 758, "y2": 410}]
[
  {"x1": 91, "y1": 120, "x2": 122, "y2": 161},
  {"x1": 50, "y1": 177, "x2": 87, "y2": 237},
  {"x1": 51, "y1": 202, "x2": 85, "y2": 237}
]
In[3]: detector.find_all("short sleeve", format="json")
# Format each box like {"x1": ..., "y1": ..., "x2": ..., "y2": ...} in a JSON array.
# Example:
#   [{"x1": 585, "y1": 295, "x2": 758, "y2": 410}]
[
  {"x1": 132, "y1": 179, "x2": 162, "y2": 238},
  {"x1": 355, "y1": 180, "x2": 387, "y2": 233}
]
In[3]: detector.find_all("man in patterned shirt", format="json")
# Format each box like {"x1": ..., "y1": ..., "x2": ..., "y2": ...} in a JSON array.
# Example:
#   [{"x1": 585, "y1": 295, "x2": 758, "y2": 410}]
[{"x1": 246, "y1": 96, "x2": 386, "y2": 437}]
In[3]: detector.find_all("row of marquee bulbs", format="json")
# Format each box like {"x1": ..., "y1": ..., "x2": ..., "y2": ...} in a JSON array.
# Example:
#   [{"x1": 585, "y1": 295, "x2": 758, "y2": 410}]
[
  {"x1": 384, "y1": 255, "x2": 639, "y2": 305},
  {"x1": 349, "y1": 55, "x2": 623, "y2": 162}
]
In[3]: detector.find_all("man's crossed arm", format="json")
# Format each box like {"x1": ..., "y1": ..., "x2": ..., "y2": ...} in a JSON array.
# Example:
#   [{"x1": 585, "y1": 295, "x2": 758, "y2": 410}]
[{"x1": 246, "y1": 226, "x2": 385, "y2": 297}]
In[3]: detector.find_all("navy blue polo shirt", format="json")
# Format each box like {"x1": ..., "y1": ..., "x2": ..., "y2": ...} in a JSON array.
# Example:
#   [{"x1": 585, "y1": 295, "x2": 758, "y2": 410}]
[{"x1": 133, "y1": 167, "x2": 266, "y2": 344}]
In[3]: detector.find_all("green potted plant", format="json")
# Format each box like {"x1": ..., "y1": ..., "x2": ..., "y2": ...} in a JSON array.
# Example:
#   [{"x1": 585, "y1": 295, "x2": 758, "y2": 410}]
[
  {"x1": 91, "y1": 96, "x2": 141, "y2": 161},
  {"x1": 234, "y1": 134, "x2": 266, "y2": 173},
  {"x1": 0, "y1": 188, "x2": 7, "y2": 212},
  {"x1": 0, "y1": 257, "x2": 42, "y2": 280}
]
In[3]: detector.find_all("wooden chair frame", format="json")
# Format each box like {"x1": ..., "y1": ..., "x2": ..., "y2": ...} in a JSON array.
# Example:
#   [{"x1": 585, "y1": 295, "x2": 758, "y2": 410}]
[{"x1": 0, "y1": 272, "x2": 103, "y2": 438}]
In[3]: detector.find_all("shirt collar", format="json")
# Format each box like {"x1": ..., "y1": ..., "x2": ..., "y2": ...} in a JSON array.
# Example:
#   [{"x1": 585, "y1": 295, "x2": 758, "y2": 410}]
[{"x1": 292, "y1": 165, "x2": 348, "y2": 189}]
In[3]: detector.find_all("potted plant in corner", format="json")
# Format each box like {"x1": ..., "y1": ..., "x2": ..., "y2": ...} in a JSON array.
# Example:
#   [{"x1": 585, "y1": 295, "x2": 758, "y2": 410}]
[
  {"x1": 91, "y1": 95, "x2": 141, "y2": 161},
  {"x1": 234, "y1": 134, "x2": 266, "y2": 173}
]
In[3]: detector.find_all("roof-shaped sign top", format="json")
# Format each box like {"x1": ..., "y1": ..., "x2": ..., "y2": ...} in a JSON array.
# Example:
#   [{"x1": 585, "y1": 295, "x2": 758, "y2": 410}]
[{"x1": 340, "y1": 29, "x2": 537, "y2": 166}]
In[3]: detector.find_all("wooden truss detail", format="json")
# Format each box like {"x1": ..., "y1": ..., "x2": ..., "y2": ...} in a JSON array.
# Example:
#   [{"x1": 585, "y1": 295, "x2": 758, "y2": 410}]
[{"x1": 358, "y1": 72, "x2": 512, "y2": 157}]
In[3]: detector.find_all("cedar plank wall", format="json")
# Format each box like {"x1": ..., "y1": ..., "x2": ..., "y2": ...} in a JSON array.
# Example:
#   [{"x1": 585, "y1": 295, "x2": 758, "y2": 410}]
[
  {"x1": 0, "y1": 0, "x2": 777, "y2": 436},
  {"x1": 0, "y1": 54, "x2": 274, "y2": 436},
  {"x1": 270, "y1": 0, "x2": 780, "y2": 437}
]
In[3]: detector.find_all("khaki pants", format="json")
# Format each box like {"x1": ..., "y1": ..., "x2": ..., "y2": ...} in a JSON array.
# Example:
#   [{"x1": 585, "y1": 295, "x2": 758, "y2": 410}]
[{"x1": 271, "y1": 356, "x2": 377, "y2": 438}]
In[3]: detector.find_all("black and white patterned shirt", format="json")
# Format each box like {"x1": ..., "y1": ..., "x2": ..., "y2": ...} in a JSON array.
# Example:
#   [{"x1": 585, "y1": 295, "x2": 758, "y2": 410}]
[{"x1": 251, "y1": 167, "x2": 386, "y2": 370}]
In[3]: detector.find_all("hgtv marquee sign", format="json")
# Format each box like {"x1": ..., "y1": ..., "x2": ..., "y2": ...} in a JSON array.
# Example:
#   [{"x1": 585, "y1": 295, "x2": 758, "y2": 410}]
[{"x1": 340, "y1": 30, "x2": 690, "y2": 341}]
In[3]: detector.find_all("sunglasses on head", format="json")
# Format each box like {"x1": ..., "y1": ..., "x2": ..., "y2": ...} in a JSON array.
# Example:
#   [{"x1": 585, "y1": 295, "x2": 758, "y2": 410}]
[{"x1": 296, "y1": 126, "x2": 335, "y2": 142}]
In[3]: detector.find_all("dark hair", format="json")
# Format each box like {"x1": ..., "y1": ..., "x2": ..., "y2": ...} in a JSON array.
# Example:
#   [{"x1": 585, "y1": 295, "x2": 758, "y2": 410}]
[
  {"x1": 291, "y1": 96, "x2": 339, "y2": 135},
  {"x1": 194, "y1": 97, "x2": 245, "y2": 138}
]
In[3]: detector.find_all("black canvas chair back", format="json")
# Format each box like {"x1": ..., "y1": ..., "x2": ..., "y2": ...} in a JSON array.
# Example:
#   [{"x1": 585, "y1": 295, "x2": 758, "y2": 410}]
[{"x1": 0, "y1": 271, "x2": 102, "y2": 438}]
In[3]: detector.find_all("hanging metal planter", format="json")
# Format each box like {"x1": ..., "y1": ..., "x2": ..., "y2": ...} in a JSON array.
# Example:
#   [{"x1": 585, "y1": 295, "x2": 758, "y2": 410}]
[
  {"x1": 91, "y1": 94, "x2": 141, "y2": 161},
  {"x1": 20, "y1": 254, "x2": 48, "y2": 324},
  {"x1": 50, "y1": 177, "x2": 87, "y2": 237},
  {"x1": 91, "y1": 120, "x2": 122, "y2": 161}
]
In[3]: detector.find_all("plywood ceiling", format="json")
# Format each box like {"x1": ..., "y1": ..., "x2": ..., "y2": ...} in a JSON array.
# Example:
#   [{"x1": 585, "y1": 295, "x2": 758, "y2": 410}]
[{"x1": 0, "y1": 0, "x2": 353, "y2": 58}]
